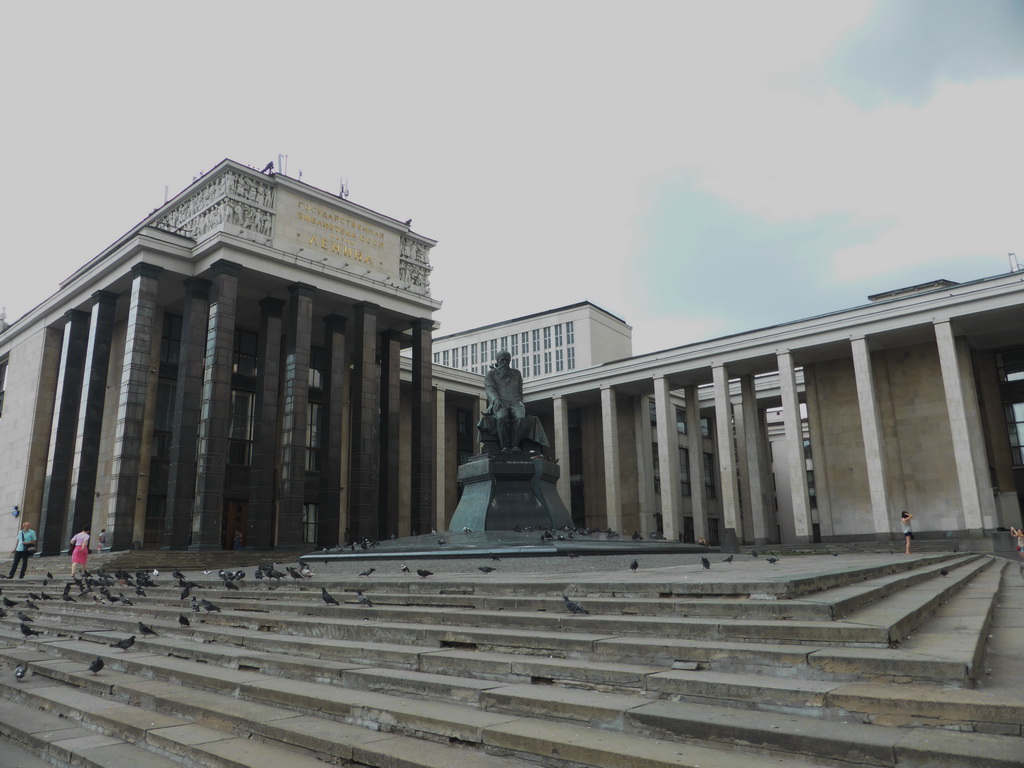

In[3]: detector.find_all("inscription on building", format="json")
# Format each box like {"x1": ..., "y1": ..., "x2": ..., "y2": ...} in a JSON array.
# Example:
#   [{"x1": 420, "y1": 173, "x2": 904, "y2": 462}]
[{"x1": 296, "y1": 200, "x2": 384, "y2": 266}]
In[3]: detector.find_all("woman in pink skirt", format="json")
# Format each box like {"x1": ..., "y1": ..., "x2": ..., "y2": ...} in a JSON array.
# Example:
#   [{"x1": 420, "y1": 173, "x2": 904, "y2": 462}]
[{"x1": 70, "y1": 525, "x2": 91, "y2": 578}]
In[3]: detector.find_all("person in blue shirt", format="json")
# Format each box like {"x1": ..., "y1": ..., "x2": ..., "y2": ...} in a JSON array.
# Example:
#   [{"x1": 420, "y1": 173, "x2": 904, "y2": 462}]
[{"x1": 7, "y1": 521, "x2": 37, "y2": 579}]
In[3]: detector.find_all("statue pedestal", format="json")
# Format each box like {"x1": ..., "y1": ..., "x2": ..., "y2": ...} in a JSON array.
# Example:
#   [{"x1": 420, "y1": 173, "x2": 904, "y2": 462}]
[{"x1": 448, "y1": 453, "x2": 573, "y2": 532}]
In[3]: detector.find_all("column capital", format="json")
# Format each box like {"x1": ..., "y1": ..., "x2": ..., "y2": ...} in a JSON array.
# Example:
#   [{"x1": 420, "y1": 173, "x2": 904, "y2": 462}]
[
  {"x1": 258, "y1": 296, "x2": 285, "y2": 314},
  {"x1": 181, "y1": 277, "x2": 212, "y2": 299},
  {"x1": 91, "y1": 290, "x2": 119, "y2": 306},
  {"x1": 287, "y1": 282, "x2": 316, "y2": 298},
  {"x1": 130, "y1": 262, "x2": 163, "y2": 280},
  {"x1": 208, "y1": 259, "x2": 242, "y2": 278}
]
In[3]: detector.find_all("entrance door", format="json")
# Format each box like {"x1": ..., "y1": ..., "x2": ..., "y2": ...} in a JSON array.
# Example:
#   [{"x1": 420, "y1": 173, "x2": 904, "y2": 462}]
[{"x1": 223, "y1": 500, "x2": 248, "y2": 550}]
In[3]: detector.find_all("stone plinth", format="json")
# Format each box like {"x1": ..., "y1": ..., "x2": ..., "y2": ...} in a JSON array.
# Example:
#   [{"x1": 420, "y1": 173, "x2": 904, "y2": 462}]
[{"x1": 448, "y1": 453, "x2": 572, "y2": 532}]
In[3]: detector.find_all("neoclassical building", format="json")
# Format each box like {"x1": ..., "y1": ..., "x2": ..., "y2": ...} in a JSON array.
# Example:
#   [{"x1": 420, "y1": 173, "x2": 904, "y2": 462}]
[{"x1": 1, "y1": 160, "x2": 1020, "y2": 553}]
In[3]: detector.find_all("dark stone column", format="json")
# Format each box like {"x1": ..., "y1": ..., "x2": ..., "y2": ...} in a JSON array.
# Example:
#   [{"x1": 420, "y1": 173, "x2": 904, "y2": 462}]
[
  {"x1": 66, "y1": 291, "x2": 118, "y2": 544},
  {"x1": 349, "y1": 303, "x2": 380, "y2": 540},
  {"x1": 108, "y1": 264, "x2": 163, "y2": 551},
  {"x1": 277, "y1": 283, "x2": 314, "y2": 549},
  {"x1": 191, "y1": 261, "x2": 239, "y2": 550},
  {"x1": 39, "y1": 310, "x2": 90, "y2": 555},
  {"x1": 379, "y1": 331, "x2": 402, "y2": 538},
  {"x1": 163, "y1": 278, "x2": 210, "y2": 549},
  {"x1": 410, "y1": 318, "x2": 435, "y2": 536},
  {"x1": 248, "y1": 297, "x2": 284, "y2": 549},
  {"x1": 318, "y1": 314, "x2": 346, "y2": 549}
]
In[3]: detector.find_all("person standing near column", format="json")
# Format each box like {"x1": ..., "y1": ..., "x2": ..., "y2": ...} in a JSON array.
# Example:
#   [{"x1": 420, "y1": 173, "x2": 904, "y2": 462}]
[
  {"x1": 70, "y1": 525, "x2": 91, "y2": 578},
  {"x1": 6, "y1": 521, "x2": 37, "y2": 579},
  {"x1": 900, "y1": 511, "x2": 914, "y2": 554}
]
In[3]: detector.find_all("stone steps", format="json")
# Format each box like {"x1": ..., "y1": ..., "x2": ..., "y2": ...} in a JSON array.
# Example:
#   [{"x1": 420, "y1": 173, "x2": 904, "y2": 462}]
[{"x1": 0, "y1": 552, "x2": 1016, "y2": 768}]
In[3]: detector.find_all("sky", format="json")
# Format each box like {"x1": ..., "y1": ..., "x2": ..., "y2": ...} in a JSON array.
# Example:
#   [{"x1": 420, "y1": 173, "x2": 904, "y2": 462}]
[{"x1": 2, "y1": 1, "x2": 1022, "y2": 354}]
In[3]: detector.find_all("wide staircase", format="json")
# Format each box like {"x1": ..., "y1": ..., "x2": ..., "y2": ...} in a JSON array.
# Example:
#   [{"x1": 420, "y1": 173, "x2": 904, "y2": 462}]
[{"x1": 0, "y1": 552, "x2": 1018, "y2": 768}]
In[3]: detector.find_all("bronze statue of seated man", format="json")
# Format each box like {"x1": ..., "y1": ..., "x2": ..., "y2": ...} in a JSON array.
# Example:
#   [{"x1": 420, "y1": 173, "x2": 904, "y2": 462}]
[{"x1": 476, "y1": 350, "x2": 549, "y2": 455}]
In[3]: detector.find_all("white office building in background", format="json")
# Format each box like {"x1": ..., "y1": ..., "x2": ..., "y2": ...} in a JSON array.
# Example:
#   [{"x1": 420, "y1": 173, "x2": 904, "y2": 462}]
[{"x1": 431, "y1": 301, "x2": 633, "y2": 380}]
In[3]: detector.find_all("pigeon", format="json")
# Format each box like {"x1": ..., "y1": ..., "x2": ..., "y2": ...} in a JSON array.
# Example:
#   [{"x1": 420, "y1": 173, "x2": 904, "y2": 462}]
[
  {"x1": 40, "y1": 592, "x2": 54, "y2": 600},
  {"x1": 416, "y1": 569, "x2": 433, "y2": 579},
  {"x1": 61, "y1": 593, "x2": 76, "y2": 603},
  {"x1": 750, "y1": 550, "x2": 759, "y2": 558},
  {"x1": 562, "y1": 595, "x2": 589, "y2": 615},
  {"x1": 134, "y1": 587, "x2": 147, "y2": 597},
  {"x1": 110, "y1": 635, "x2": 135, "y2": 651},
  {"x1": 939, "y1": 569, "x2": 949, "y2": 576},
  {"x1": 723, "y1": 554, "x2": 734, "y2": 564},
  {"x1": 701, "y1": 557, "x2": 711, "y2": 570},
  {"x1": 2, "y1": 596, "x2": 17, "y2": 608},
  {"x1": 19, "y1": 623, "x2": 40, "y2": 637},
  {"x1": 178, "y1": 614, "x2": 191, "y2": 627},
  {"x1": 172, "y1": 570, "x2": 187, "y2": 581},
  {"x1": 358, "y1": 568, "x2": 375, "y2": 577},
  {"x1": 14, "y1": 664, "x2": 26, "y2": 681},
  {"x1": 299, "y1": 564, "x2": 313, "y2": 578},
  {"x1": 254, "y1": 569, "x2": 264, "y2": 580},
  {"x1": 222, "y1": 579, "x2": 239, "y2": 591},
  {"x1": 200, "y1": 599, "x2": 221, "y2": 613},
  {"x1": 88, "y1": 657, "x2": 104, "y2": 675},
  {"x1": 190, "y1": 596, "x2": 201, "y2": 613},
  {"x1": 286, "y1": 566, "x2": 305, "y2": 580},
  {"x1": 478, "y1": 566, "x2": 497, "y2": 574},
  {"x1": 400, "y1": 564, "x2": 411, "y2": 574},
  {"x1": 767, "y1": 556, "x2": 780, "y2": 565},
  {"x1": 138, "y1": 621, "x2": 157, "y2": 636},
  {"x1": 46, "y1": 572, "x2": 54, "y2": 580},
  {"x1": 629, "y1": 559, "x2": 639, "y2": 572},
  {"x1": 321, "y1": 588, "x2": 339, "y2": 605},
  {"x1": 16, "y1": 611, "x2": 33, "y2": 623},
  {"x1": 356, "y1": 590, "x2": 373, "y2": 607}
]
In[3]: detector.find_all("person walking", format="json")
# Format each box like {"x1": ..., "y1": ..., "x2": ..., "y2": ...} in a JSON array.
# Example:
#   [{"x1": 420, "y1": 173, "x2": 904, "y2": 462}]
[
  {"x1": 900, "y1": 511, "x2": 914, "y2": 554},
  {"x1": 70, "y1": 525, "x2": 91, "y2": 578},
  {"x1": 6, "y1": 521, "x2": 37, "y2": 579},
  {"x1": 1010, "y1": 526, "x2": 1024, "y2": 561}
]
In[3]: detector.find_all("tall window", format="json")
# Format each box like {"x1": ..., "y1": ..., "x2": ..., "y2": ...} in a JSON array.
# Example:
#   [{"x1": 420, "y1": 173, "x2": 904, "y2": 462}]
[
  {"x1": 480, "y1": 341, "x2": 488, "y2": 364},
  {"x1": 160, "y1": 314, "x2": 182, "y2": 365},
  {"x1": 676, "y1": 408, "x2": 687, "y2": 434},
  {"x1": 500, "y1": 336, "x2": 508, "y2": 352},
  {"x1": 302, "y1": 503, "x2": 318, "y2": 544},
  {"x1": 153, "y1": 379, "x2": 176, "y2": 460},
  {"x1": 566, "y1": 321, "x2": 575, "y2": 344},
  {"x1": 471, "y1": 344, "x2": 478, "y2": 366},
  {"x1": 532, "y1": 329, "x2": 540, "y2": 350},
  {"x1": 543, "y1": 326, "x2": 551, "y2": 349},
  {"x1": 652, "y1": 442, "x2": 661, "y2": 494},
  {"x1": 554, "y1": 324, "x2": 563, "y2": 347},
  {"x1": 233, "y1": 330, "x2": 258, "y2": 377},
  {"x1": 1005, "y1": 402, "x2": 1024, "y2": 465},
  {"x1": 510, "y1": 334, "x2": 518, "y2": 358},
  {"x1": 308, "y1": 346, "x2": 325, "y2": 390},
  {"x1": 996, "y1": 350, "x2": 1024, "y2": 381},
  {"x1": 521, "y1": 332, "x2": 530, "y2": 354},
  {"x1": 442, "y1": 350, "x2": 450, "y2": 367},
  {"x1": 700, "y1": 417, "x2": 711, "y2": 438},
  {"x1": 703, "y1": 452, "x2": 716, "y2": 498},
  {"x1": 306, "y1": 401, "x2": 322, "y2": 473},
  {"x1": 555, "y1": 349, "x2": 564, "y2": 372},
  {"x1": 490, "y1": 339, "x2": 497, "y2": 360},
  {"x1": 567, "y1": 347, "x2": 576, "y2": 370},
  {"x1": 679, "y1": 447, "x2": 690, "y2": 496},
  {"x1": 228, "y1": 390, "x2": 254, "y2": 465},
  {"x1": 460, "y1": 346, "x2": 468, "y2": 368},
  {"x1": 0, "y1": 359, "x2": 8, "y2": 418},
  {"x1": 533, "y1": 353, "x2": 541, "y2": 377},
  {"x1": 544, "y1": 351, "x2": 552, "y2": 374},
  {"x1": 433, "y1": 352, "x2": 441, "y2": 364}
]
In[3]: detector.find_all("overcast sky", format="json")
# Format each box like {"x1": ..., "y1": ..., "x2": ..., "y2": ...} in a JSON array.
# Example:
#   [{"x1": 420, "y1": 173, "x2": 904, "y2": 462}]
[{"x1": 3, "y1": 1, "x2": 1022, "y2": 354}]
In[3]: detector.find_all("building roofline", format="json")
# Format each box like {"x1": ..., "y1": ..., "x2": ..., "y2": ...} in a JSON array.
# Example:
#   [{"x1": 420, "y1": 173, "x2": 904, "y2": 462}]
[{"x1": 434, "y1": 300, "x2": 630, "y2": 342}]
